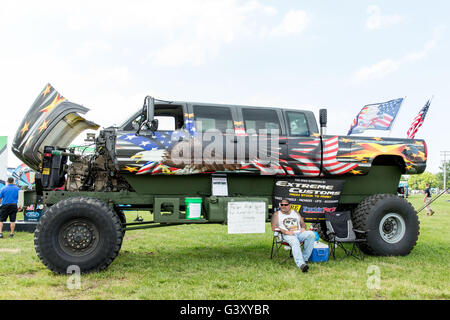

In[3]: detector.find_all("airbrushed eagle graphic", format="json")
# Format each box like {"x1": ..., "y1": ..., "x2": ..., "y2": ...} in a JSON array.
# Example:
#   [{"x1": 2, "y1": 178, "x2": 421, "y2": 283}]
[
  {"x1": 118, "y1": 128, "x2": 426, "y2": 177},
  {"x1": 118, "y1": 133, "x2": 363, "y2": 177}
]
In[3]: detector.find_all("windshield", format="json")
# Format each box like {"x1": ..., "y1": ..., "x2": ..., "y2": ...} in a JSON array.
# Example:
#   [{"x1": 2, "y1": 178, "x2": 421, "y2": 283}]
[{"x1": 117, "y1": 109, "x2": 142, "y2": 129}]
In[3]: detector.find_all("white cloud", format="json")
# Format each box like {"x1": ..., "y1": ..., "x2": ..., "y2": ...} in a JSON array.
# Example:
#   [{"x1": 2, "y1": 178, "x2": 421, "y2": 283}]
[
  {"x1": 0, "y1": 0, "x2": 309, "y2": 68},
  {"x1": 354, "y1": 59, "x2": 400, "y2": 81},
  {"x1": 269, "y1": 10, "x2": 311, "y2": 37},
  {"x1": 366, "y1": 5, "x2": 404, "y2": 30},
  {"x1": 145, "y1": 2, "x2": 307, "y2": 66},
  {"x1": 353, "y1": 26, "x2": 444, "y2": 82},
  {"x1": 403, "y1": 37, "x2": 438, "y2": 63},
  {"x1": 147, "y1": 0, "x2": 257, "y2": 67}
]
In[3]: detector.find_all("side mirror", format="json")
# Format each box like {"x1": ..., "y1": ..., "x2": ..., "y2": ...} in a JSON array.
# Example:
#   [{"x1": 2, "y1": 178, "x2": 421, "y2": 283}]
[
  {"x1": 148, "y1": 119, "x2": 158, "y2": 132},
  {"x1": 136, "y1": 96, "x2": 156, "y2": 135},
  {"x1": 146, "y1": 97, "x2": 159, "y2": 132},
  {"x1": 319, "y1": 109, "x2": 327, "y2": 135},
  {"x1": 146, "y1": 96, "x2": 155, "y2": 125}
]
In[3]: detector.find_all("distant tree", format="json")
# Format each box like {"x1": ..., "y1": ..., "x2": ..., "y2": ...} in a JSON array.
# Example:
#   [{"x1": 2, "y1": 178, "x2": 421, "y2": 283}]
[
  {"x1": 400, "y1": 175, "x2": 409, "y2": 182},
  {"x1": 408, "y1": 172, "x2": 440, "y2": 191}
]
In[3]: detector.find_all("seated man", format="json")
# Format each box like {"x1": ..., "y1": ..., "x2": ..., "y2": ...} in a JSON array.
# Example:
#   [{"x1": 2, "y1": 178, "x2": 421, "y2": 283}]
[{"x1": 271, "y1": 199, "x2": 315, "y2": 272}]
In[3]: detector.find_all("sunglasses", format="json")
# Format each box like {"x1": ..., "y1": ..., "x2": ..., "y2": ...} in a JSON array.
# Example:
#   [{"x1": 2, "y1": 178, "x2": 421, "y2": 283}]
[{"x1": 280, "y1": 203, "x2": 290, "y2": 206}]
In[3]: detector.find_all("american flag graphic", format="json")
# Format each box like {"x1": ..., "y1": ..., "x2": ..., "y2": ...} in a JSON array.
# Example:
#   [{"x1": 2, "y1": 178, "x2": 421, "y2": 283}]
[
  {"x1": 348, "y1": 98, "x2": 403, "y2": 135},
  {"x1": 249, "y1": 159, "x2": 286, "y2": 175},
  {"x1": 136, "y1": 161, "x2": 181, "y2": 175},
  {"x1": 117, "y1": 131, "x2": 179, "y2": 174},
  {"x1": 119, "y1": 132, "x2": 175, "y2": 151},
  {"x1": 289, "y1": 136, "x2": 358, "y2": 175},
  {"x1": 290, "y1": 137, "x2": 321, "y2": 175},
  {"x1": 407, "y1": 100, "x2": 430, "y2": 139}
]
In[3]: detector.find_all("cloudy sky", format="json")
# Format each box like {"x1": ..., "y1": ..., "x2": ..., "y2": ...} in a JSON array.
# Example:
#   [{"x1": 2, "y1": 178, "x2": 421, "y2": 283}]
[{"x1": 1, "y1": 0, "x2": 448, "y2": 173}]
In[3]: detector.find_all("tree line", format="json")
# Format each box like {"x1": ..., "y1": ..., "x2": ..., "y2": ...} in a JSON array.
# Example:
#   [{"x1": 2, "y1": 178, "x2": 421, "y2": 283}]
[{"x1": 403, "y1": 161, "x2": 449, "y2": 191}]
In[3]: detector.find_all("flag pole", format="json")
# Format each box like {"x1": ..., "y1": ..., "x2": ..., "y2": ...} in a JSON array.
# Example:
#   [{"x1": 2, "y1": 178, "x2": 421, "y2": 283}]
[{"x1": 387, "y1": 96, "x2": 406, "y2": 137}]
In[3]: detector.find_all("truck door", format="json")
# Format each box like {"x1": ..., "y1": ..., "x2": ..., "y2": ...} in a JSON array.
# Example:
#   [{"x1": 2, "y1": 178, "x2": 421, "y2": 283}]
[
  {"x1": 188, "y1": 104, "x2": 237, "y2": 171},
  {"x1": 284, "y1": 110, "x2": 322, "y2": 177},
  {"x1": 236, "y1": 107, "x2": 287, "y2": 175},
  {"x1": 115, "y1": 103, "x2": 188, "y2": 174}
]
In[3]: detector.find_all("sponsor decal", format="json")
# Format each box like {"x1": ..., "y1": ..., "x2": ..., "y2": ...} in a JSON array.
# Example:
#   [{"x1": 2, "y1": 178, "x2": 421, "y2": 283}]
[{"x1": 273, "y1": 178, "x2": 345, "y2": 221}]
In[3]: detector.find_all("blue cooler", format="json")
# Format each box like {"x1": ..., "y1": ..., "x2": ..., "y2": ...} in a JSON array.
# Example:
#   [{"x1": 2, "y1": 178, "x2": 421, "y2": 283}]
[{"x1": 309, "y1": 242, "x2": 329, "y2": 262}]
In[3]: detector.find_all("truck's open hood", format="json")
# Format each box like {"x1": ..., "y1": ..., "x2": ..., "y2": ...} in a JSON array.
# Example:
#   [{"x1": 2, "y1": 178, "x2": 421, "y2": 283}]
[{"x1": 12, "y1": 84, "x2": 99, "y2": 171}]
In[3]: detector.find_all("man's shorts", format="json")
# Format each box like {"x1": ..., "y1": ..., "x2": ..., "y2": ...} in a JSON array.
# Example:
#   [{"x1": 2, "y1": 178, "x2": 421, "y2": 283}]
[{"x1": 0, "y1": 204, "x2": 18, "y2": 222}]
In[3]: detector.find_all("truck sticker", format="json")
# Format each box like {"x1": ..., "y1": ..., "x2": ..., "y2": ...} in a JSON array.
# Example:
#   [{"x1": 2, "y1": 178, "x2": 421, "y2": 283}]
[{"x1": 273, "y1": 178, "x2": 345, "y2": 220}]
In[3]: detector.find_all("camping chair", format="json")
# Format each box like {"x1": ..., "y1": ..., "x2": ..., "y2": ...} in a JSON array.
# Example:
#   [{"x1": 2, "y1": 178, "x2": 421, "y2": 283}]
[
  {"x1": 270, "y1": 228, "x2": 307, "y2": 264},
  {"x1": 325, "y1": 211, "x2": 367, "y2": 261},
  {"x1": 270, "y1": 228, "x2": 293, "y2": 264}
]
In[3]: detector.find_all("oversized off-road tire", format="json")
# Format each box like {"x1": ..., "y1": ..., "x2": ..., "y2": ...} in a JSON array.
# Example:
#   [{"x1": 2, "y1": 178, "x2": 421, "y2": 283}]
[
  {"x1": 34, "y1": 197, "x2": 123, "y2": 274},
  {"x1": 114, "y1": 208, "x2": 127, "y2": 237},
  {"x1": 352, "y1": 194, "x2": 419, "y2": 256}
]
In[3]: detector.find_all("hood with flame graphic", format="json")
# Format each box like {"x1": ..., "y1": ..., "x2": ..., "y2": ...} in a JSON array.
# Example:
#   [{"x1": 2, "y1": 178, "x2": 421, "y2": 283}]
[{"x1": 12, "y1": 84, "x2": 99, "y2": 170}]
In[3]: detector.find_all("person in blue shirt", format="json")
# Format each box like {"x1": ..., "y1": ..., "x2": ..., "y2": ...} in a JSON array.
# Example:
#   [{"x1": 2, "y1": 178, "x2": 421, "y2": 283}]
[{"x1": 0, "y1": 177, "x2": 21, "y2": 238}]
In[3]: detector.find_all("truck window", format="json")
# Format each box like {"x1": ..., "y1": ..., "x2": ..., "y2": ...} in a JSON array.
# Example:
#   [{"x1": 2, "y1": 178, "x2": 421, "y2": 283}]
[
  {"x1": 154, "y1": 105, "x2": 184, "y2": 131},
  {"x1": 193, "y1": 105, "x2": 234, "y2": 133},
  {"x1": 155, "y1": 116, "x2": 176, "y2": 131},
  {"x1": 122, "y1": 105, "x2": 184, "y2": 131},
  {"x1": 242, "y1": 108, "x2": 281, "y2": 133},
  {"x1": 286, "y1": 111, "x2": 309, "y2": 136}
]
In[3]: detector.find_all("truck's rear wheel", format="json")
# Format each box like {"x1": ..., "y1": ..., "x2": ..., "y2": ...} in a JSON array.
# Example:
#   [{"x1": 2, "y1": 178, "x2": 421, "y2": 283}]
[
  {"x1": 34, "y1": 197, "x2": 123, "y2": 274},
  {"x1": 352, "y1": 194, "x2": 419, "y2": 256}
]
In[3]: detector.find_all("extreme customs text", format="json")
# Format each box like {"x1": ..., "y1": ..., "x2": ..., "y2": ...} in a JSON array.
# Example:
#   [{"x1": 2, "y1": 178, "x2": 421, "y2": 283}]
[{"x1": 275, "y1": 181, "x2": 342, "y2": 196}]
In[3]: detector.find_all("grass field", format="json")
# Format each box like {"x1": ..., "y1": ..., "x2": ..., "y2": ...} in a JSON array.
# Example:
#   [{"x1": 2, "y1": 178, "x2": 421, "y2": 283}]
[{"x1": 0, "y1": 194, "x2": 448, "y2": 300}]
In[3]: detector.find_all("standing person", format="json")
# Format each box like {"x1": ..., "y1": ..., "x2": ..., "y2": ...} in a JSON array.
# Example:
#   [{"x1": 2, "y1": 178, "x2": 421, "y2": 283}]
[
  {"x1": 0, "y1": 177, "x2": 21, "y2": 238},
  {"x1": 424, "y1": 183, "x2": 435, "y2": 216},
  {"x1": 271, "y1": 199, "x2": 315, "y2": 272}
]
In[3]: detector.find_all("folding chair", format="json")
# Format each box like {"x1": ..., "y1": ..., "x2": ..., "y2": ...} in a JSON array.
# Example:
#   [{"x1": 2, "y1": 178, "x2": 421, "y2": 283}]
[
  {"x1": 325, "y1": 211, "x2": 367, "y2": 261},
  {"x1": 270, "y1": 228, "x2": 292, "y2": 264}
]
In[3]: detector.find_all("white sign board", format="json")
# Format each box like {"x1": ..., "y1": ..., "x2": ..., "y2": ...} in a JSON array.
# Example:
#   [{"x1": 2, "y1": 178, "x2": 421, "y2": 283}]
[
  {"x1": 227, "y1": 201, "x2": 266, "y2": 234},
  {"x1": 212, "y1": 176, "x2": 228, "y2": 196},
  {"x1": 187, "y1": 202, "x2": 201, "y2": 219}
]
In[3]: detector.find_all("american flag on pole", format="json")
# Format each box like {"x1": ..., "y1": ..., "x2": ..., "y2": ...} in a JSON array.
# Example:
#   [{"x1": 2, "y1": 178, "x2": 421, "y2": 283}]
[
  {"x1": 407, "y1": 100, "x2": 430, "y2": 139},
  {"x1": 348, "y1": 98, "x2": 403, "y2": 135}
]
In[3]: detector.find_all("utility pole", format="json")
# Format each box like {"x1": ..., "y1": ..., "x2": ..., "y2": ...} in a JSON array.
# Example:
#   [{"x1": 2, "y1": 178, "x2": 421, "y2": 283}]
[{"x1": 441, "y1": 151, "x2": 450, "y2": 193}]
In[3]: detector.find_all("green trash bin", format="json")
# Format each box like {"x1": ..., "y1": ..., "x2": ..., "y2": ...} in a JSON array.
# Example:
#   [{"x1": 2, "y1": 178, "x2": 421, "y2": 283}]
[{"x1": 185, "y1": 197, "x2": 202, "y2": 220}]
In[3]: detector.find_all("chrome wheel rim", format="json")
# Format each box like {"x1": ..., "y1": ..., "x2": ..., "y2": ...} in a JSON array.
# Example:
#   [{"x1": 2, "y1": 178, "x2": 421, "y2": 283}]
[{"x1": 379, "y1": 213, "x2": 406, "y2": 244}]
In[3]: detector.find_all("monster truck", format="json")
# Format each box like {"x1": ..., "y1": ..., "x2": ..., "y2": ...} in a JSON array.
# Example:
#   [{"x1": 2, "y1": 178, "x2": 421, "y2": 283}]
[{"x1": 12, "y1": 84, "x2": 427, "y2": 274}]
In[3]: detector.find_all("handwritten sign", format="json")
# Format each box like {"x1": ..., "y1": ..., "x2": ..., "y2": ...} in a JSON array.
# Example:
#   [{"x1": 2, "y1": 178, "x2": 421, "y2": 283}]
[{"x1": 227, "y1": 201, "x2": 266, "y2": 234}]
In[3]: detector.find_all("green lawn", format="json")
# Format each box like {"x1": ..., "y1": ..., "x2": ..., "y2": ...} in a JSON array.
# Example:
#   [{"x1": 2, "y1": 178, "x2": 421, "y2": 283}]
[{"x1": 0, "y1": 194, "x2": 448, "y2": 300}]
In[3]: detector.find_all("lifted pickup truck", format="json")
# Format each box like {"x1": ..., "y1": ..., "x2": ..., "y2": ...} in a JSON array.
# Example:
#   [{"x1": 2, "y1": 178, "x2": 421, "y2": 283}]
[{"x1": 13, "y1": 84, "x2": 427, "y2": 274}]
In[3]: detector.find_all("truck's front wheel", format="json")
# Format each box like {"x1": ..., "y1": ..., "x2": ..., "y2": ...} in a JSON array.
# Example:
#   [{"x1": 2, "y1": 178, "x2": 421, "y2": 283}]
[
  {"x1": 353, "y1": 194, "x2": 419, "y2": 256},
  {"x1": 34, "y1": 197, "x2": 123, "y2": 274}
]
